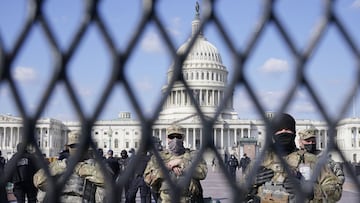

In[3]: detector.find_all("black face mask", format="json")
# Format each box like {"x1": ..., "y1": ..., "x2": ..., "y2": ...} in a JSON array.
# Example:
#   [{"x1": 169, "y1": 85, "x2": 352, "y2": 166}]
[
  {"x1": 168, "y1": 138, "x2": 185, "y2": 155},
  {"x1": 273, "y1": 132, "x2": 296, "y2": 155},
  {"x1": 304, "y1": 143, "x2": 316, "y2": 154}
]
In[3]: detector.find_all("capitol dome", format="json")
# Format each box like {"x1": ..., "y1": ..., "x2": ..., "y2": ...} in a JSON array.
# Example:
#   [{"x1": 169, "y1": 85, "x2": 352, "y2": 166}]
[
  {"x1": 159, "y1": 5, "x2": 238, "y2": 121},
  {"x1": 177, "y1": 35, "x2": 223, "y2": 65}
]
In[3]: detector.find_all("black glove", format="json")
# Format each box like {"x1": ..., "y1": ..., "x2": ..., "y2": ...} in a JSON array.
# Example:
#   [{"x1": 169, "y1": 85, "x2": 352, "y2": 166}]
[
  {"x1": 254, "y1": 167, "x2": 274, "y2": 186},
  {"x1": 246, "y1": 194, "x2": 260, "y2": 203},
  {"x1": 283, "y1": 177, "x2": 300, "y2": 194},
  {"x1": 284, "y1": 173, "x2": 314, "y2": 200}
]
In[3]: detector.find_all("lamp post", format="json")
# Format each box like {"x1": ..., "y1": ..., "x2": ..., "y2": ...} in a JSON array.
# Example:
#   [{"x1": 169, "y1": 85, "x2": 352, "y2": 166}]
[{"x1": 108, "y1": 127, "x2": 113, "y2": 150}]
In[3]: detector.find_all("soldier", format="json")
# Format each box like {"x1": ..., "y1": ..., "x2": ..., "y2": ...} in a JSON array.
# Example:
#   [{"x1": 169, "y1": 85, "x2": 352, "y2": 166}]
[
  {"x1": 118, "y1": 149, "x2": 131, "y2": 197},
  {"x1": 33, "y1": 131, "x2": 105, "y2": 203},
  {"x1": 245, "y1": 113, "x2": 342, "y2": 203},
  {"x1": 7, "y1": 143, "x2": 39, "y2": 203},
  {"x1": 0, "y1": 150, "x2": 8, "y2": 203},
  {"x1": 239, "y1": 153, "x2": 251, "y2": 174},
  {"x1": 125, "y1": 151, "x2": 151, "y2": 203},
  {"x1": 298, "y1": 129, "x2": 345, "y2": 185},
  {"x1": 144, "y1": 124, "x2": 208, "y2": 203},
  {"x1": 227, "y1": 154, "x2": 239, "y2": 179},
  {"x1": 106, "y1": 149, "x2": 120, "y2": 181}
]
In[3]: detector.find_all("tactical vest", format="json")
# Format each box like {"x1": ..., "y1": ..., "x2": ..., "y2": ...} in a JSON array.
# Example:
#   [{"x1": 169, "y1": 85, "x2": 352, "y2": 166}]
[
  {"x1": 62, "y1": 172, "x2": 85, "y2": 196},
  {"x1": 148, "y1": 149, "x2": 206, "y2": 203},
  {"x1": 258, "y1": 150, "x2": 317, "y2": 203}
]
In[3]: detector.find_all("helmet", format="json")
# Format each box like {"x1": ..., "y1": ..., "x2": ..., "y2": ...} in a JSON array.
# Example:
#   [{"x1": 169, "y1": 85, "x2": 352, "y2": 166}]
[
  {"x1": 298, "y1": 129, "x2": 316, "y2": 140},
  {"x1": 67, "y1": 131, "x2": 81, "y2": 145},
  {"x1": 166, "y1": 124, "x2": 184, "y2": 136}
]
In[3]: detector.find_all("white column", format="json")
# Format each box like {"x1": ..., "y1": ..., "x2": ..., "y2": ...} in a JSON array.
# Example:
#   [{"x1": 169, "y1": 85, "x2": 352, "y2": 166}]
[
  {"x1": 9, "y1": 127, "x2": 13, "y2": 148},
  {"x1": 199, "y1": 128, "x2": 202, "y2": 147},
  {"x1": 205, "y1": 90, "x2": 208, "y2": 106},
  {"x1": 211, "y1": 90, "x2": 215, "y2": 106},
  {"x1": 221, "y1": 127, "x2": 224, "y2": 149},
  {"x1": 181, "y1": 90, "x2": 184, "y2": 106},
  {"x1": 49, "y1": 127, "x2": 52, "y2": 148},
  {"x1": 218, "y1": 91, "x2": 221, "y2": 106},
  {"x1": 234, "y1": 128, "x2": 237, "y2": 145},
  {"x1": 16, "y1": 127, "x2": 20, "y2": 146},
  {"x1": 213, "y1": 128, "x2": 217, "y2": 147},
  {"x1": 193, "y1": 128, "x2": 196, "y2": 150},
  {"x1": 186, "y1": 128, "x2": 189, "y2": 148},
  {"x1": 226, "y1": 128, "x2": 230, "y2": 147}
]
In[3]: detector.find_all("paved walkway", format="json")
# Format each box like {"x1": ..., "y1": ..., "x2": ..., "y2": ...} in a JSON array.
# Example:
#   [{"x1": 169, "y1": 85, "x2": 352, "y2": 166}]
[{"x1": 6, "y1": 169, "x2": 360, "y2": 202}]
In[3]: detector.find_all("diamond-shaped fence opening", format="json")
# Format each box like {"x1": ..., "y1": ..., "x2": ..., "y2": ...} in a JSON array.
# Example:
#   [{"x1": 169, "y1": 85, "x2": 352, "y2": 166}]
[{"x1": 1, "y1": 0, "x2": 360, "y2": 202}]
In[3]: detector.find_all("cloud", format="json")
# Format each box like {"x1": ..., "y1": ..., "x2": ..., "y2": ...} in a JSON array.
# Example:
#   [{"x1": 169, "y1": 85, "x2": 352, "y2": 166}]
[
  {"x1": 76, "y1": 86, "x2": 92, "y2": 97},
  {"x1": 0, "y1": 86, "x2": 9, "y2": 97},
  {"x1": 13, "y1": 66, "x2": 37, "y2": 82},
  {"x1": 136, "y1": 77, "x2": 154, "y2": 92},
  {"x1": 167, "y1": 17, "x2": 182, "y2": 37},
  {"x1": 351, "y1": 0, "x2": 360, "y2": 8},
  {"x1": 259, "y1": 58, "x2": 289, "y2": 74},
  {"x1": 293, "y1": 101, "x2": 315, "y2": 113},
  {"x1": 233, "y1": 90, "x2": 287, "y2": 117},
  {"x1": 141, "y1": 32, "x2": 164, "y2": 53}
]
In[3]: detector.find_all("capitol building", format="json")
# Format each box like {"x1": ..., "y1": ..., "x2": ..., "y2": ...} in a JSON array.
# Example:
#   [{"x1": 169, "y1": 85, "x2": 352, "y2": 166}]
[{"x1": 1, "y1": 9, "x2": 360, "y2": 164}]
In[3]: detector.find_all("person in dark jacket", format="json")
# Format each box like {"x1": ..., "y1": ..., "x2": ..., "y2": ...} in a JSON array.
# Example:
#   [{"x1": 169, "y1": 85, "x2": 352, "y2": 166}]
[
  {"x1": 0, "y1": 150, "x2": 8, "y2": 203},
  {"x1": 7, "y1": 143, "x2": 39, "y2": 203},
  {"x1": 118, "y1": 149, "x2": 131, "y2": 199},
  {"x1": 106, "y1": 149, "x2": 120, "y2": 180},
  {"x1": 125, "y1": 151, "x2": 151, "y2": 203},
  {"x1": 227, "y1": 154, "x2": 239, "y2": 179},
  {"x1": 239, "y1": 153, "x2": 251, "y2": 174}
]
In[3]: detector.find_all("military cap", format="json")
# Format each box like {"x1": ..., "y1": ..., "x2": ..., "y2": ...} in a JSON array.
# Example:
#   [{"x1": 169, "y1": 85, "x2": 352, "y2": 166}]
[
  {"x1": 67, "y1": 131, "x2": 81, "y2": 145},
  {"x1": 166, "y1": 124, "x2": 184, "y2": 136},
  {"x1": 298, "y1": 129, "x2": 316, "y2": 140}
]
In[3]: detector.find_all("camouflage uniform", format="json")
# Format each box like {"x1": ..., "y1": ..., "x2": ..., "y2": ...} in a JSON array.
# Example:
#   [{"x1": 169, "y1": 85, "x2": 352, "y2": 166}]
[
  {"x1": 298, "y1": 129, "x2": 345, "y2": 186},
  {"x1": 327, "y1": 158, "x2": 345, "y2": 185},
  {"x1": 144, "y1": 148, "x2": 207, "y2": 203},
  {"x1": 33, "y1": 131, "x2": 105, "y2": 203},
  {"x1": 246, "y1": 150, "x2": 342, "y2": 203}
]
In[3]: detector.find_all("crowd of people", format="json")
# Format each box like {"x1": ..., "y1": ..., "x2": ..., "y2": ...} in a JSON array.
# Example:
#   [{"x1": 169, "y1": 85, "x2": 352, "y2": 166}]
[{"x1": 0, "y1": 113, "x2": 349, "y2": 202}]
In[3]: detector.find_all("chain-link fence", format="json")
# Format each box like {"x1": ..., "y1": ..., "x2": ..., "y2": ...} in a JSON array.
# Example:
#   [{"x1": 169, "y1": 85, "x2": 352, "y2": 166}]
[{"x1": 1, "y1": 0, "x2": 360, "y2": 202}]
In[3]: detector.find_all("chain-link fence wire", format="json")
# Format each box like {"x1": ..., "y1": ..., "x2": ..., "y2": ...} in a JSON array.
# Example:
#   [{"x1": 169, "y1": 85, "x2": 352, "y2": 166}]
[{"x1": 1, "y1": 0, "x2": 360, "y2": 202}]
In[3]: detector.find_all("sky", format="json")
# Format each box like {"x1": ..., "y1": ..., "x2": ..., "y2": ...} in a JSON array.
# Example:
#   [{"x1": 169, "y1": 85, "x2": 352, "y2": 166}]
[{"x1": 0, "y1": 0, "x2": 360, "y2": 122}]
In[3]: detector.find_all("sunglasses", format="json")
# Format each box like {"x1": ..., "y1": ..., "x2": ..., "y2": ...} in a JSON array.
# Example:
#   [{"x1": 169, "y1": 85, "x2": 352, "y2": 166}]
[
  {"x1": 68, "y1": 144, "x2": 78, "y2": 148},
  {"x1": 168, "y1": 134, "x2": 183, "y2": 139}
]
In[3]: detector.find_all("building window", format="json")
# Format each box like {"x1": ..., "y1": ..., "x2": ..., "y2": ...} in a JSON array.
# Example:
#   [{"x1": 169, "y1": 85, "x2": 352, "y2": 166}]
[
  {"x1": 126, "y1": 142, "x2": 129, "y2": 148},
  {"x1": 135, "y1": 142, "x2": 138, "y2": 148},
  {"x1": 114, "y1": 139, "x2": 119, "y2": 148}
]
